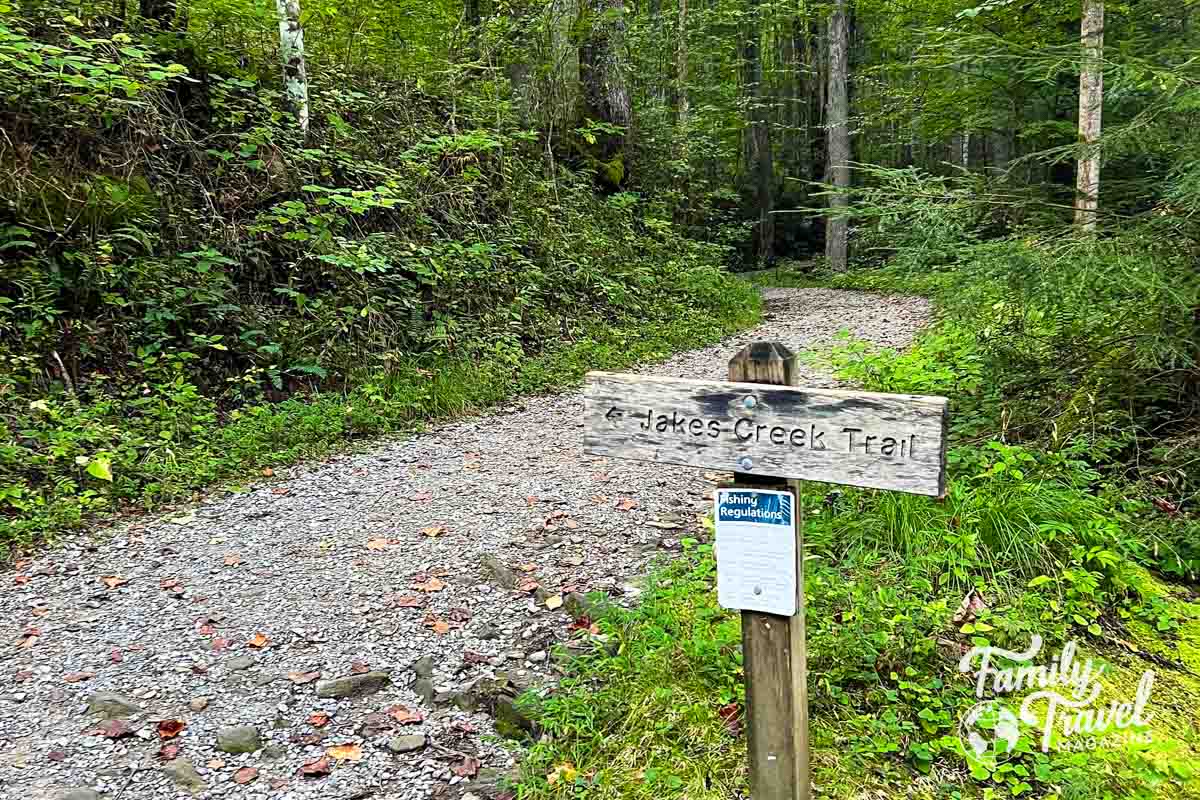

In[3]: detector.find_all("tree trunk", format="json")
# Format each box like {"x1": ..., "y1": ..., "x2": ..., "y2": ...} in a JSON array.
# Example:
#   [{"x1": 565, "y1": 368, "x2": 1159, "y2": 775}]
[
  {"x1": 1075, "y1": 0, "x2": 1104, "y2": 231},
  {"x1": 276, "y1": 0, "x2": 310, "y2": 136},
  {"x1": 580, "y1": 0, "x2": 632, "y2": 140},
  {"x1": 744, "y1": 0, "x2": 774, "y2": 264},
  {"x1": 677, "y1": 0, "x2": 689, "y2": 132},
  {"x1": 139, "y1": 0, "x2": 176, "y2": 25},
  {"x1": 824, "y1": 0, "x2": 850, "y2": 272}
]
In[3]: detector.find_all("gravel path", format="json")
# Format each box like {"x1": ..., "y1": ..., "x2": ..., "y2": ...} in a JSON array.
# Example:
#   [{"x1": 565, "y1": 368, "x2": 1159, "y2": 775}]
[{"x1": 1, "y1": 289, "x2": 931, "y2": 800}]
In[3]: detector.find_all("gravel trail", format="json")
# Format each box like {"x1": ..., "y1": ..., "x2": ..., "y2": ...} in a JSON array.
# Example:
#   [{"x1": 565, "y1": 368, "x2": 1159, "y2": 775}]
[{"x1": 1, "y1": 288, "x2": 931, "y2": 800}]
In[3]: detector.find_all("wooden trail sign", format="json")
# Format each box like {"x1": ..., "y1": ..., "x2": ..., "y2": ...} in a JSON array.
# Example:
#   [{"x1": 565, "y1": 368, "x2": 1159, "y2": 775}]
[
  {"x1": 583, "y1": 365, "x2": 948, "y2": 497},
  {"x1": 581, "y1": 341, "x2": 949, "y2": 800}
]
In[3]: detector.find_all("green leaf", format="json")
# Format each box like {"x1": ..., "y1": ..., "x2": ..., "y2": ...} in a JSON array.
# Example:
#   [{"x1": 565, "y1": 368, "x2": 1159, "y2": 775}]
[{"x1": 86, "y1": 457, "x2": 113, "y2": 482}]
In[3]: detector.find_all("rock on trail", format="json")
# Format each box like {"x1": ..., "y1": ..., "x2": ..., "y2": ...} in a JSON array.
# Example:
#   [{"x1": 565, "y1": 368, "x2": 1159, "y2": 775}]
[{"x1": 0, "y1": 288, "x2": 930, "y2": 799}]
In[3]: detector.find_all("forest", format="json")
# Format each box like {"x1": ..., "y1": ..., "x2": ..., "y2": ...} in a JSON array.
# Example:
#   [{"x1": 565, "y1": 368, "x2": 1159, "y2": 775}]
[{"x1": 2, "y1": 0, "x2": 1200, "y2": 798}]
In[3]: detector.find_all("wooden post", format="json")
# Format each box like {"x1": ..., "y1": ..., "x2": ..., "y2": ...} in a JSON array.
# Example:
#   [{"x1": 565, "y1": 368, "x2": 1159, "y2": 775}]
[{"x1": 728, "y1": 341, "x2": 810, "y2": 800}]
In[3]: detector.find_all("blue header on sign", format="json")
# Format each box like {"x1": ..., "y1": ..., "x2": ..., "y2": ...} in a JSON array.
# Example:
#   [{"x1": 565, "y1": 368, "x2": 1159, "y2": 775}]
[{"x1": 716, "y1": 490, "x2": 792, "y2": 526}]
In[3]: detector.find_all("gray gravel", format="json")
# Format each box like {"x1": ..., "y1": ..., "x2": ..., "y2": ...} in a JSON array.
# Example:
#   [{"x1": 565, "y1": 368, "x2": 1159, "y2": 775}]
[{"x1": 0, "y1": 288, "x2": 930, "y2": 800}]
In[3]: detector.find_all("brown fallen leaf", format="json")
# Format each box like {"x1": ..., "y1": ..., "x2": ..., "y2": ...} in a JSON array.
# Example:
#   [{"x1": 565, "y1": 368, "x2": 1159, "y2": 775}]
[
  {"x1": 516, "y1": 577, "x2": 540, "y2": 594},
  {"x1": 518, "y1": 563, "x2": 538, "y2": 573},
  {"x1": 270, "y1": 778, "x2": 289, "y2": 790},
  {"x1": 392, "y1": 595, "x2": 423, "y2": 608},
  {"x1": 451, "y1": 719, "x2": 478, "y2": 734},
  {"x1": 288, "y1": 671, "x2": 320, "y2": 685},
  {"x1": 210, "y1": 637, "x2": 231, "y2": 652},
  {"x1": 248, "y1": 632, "x2": 270, "y2": 648},
  {"x1": 157, "y1": 743, "x2": 181, "y2": 761},
  {"x1": 526, "y1": 495, "x2": 538, "y2": 506},
  {"x1": 420, "y1": 525, "x2": 447, "y2": 538},
  {"x1": 232, "y1": 767, "x2": 259, "y2": 785},
  {"x1": 545, "y1": 594, "x2": 564, "y2": 610},
  {"x1": 412, "y1": 577, "x2": 446, "y2": 593},
  {"x1": 411, "y1": 491, "x2": 433, "y2": 502},
  {"x1": 366, "y1": 538, "x2": 389, "y2": 551},
  {"x1": 47, "y1": 750, "x2": 67, "y2": 762},
  {"x1": 309, "y1": 712, "x2": 331, "y2": 727},
  {"x1": 350, "y1": 661, "x2": 369, "y2": 674},
  {"x1": 262, "y1": 467, "x2": 274, "y2": 477},
  {"x1": 17, "y1": 628, "x2": 39, "y2": 648},
  {"x1": 615, "y1": 498, "x2": 638, "y2": 511},
  {"x1": 100, "y1": 576, "x2": 128, "y2": 589},
  {"x1": 426, "y1": 619, "x2": 451, "y2": 635},
  {"x1": 591, "y1": 494, "x2": 608, "y2": 504},
  {"x1": 110, "y1": 649, "x2": 123, "y2": 663},
  {"x1": 452, "y1": 755, "x2": 481, "y2": 778},
  {"x1": 448, "y1": 607, "x2": 471, "y2": 624},
  {"x1": 223, "y1": 554, "x2": 242, "y2": 567},
  {"x1": 63, "y1": 671, "x2": 95, "y2": 683},
  {"x1": 325, "y1": 743, "x2": 363, "y2": 762},
  {"x1": 207, "y1": 759, "x2": 226, "y2": 770},
  {"x1": 271, "y1": 487, "x2": 290, "y2": 495},
  {"x1": 160, "y1": 578, "x2": 181, "y2": 590},
  {"x1": 386, "y1": 705, "x2": 423, "y2": 725},
  {"x1": 157, "y1": 719, "x2": 186, "y2": 739},
  {"x1": 299, "y1": 756, "x2": 331, "y2": 777},
  {"x1": 14, "y1": 574, "x2": 30, "y2": 585},
  {"x1": 463, "y1": 651, "x2": 489, "y2": 665}
]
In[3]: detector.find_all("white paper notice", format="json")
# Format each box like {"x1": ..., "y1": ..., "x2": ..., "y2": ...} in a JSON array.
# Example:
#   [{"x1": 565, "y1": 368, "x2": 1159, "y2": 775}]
[{"x1": 714, "y1": 488, "x2": 797, "y2": 616}]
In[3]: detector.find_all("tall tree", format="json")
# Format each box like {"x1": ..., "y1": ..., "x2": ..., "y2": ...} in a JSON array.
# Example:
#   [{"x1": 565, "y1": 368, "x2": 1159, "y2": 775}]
[
  {"x1": 1075, "y1": 0, "x2": 1104, "y2": 230},
  {"x1": 581, "y1": 0, "x2": 633, "y2": 141},
  {"x1": 825, "y1": 0, "x2": 850, "y2": 271},
  {"x1": 276, "y1": 0, "x2": 310, "y2": 135},
  {"x1": 744, "y1": 0, "x2": 774, "y2": 263}
]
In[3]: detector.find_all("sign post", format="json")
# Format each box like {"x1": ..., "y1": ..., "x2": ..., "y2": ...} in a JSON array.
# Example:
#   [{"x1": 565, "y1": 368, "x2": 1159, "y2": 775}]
[{"x1": 582, "y1": 340, "x2": 948, "y2": 800}]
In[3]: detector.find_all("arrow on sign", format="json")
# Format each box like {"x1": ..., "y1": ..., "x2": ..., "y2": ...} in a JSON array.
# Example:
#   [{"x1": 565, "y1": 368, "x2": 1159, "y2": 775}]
[{"x1": 605, "y1": 407, "x2": 624, "y2": 424}]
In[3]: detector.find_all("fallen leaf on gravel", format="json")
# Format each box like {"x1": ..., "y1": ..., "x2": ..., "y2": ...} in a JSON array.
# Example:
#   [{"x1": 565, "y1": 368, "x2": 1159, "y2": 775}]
[
  {"x1": 463, "y1": 651, "x2": 489, "y2": 665},
  {"x1": 14, "y1": 670, "x2": 33, "y2": 681},
  {"x1": 564, "y1": 519, "x2": 579, "y2": 530},
  {"x1": 270, "y1": 778, "x2": 289, "y2": 789},
  {"x1": 63, "y1": 671, "x2": 94, "y2": 683},
  {"x1": 210, "y1": 637, "x2": 230, "y2": 652},
  {"x1": 308, "y1": 713, "x2": 331, "y2": 727},
  {"x1": 89, "y1": 719, "x2": 133, "y2": 739},
  {"x1": 190, "y1": 664, "x2": 208, "y2": 675},
  {"x1": 615, "y1": 498, "x2": 638, "y2": 511},
  {"x1": 411, "y1": 491, "x2": 433, "y2": 502},
  {"x1": 517, "y1": 577, "x2": 540, "y2": 594},
  {"x1": 412, "y1": 577, "x2": 446, "y2": 593},
  {"x1": 110, "y1": 649, "x2": 123, "y2": 663},
  {"x1": 366, "y1": 538, "x2": 389, "y2": 551},
  {"x1": 248, "y1": 632, "x2": 270, "y2": 648},
  {"x1": 17, "y1": 627, "x2": 40, "y2": 648},
  {"x1": 420, "y1": 525, "x2": 447, "y2": 538},
  {"x1": 223, "y1": 554, "x2": 241, "y2": 567},
  {"x1": 233, "y1": 767, "x2": 259, "y2": 784},
  {"x1": 295, "y1": 731, "x2": 326, "y2": 746},
  {"x1": 207, "y1": 759, "x2": 226, "y2": 769},
  {"x1": 452, "y1": 755, "x2": 480, "y2": 778},
  {"x1": 545, "y1": 595, "x2": 564, "y2": 610},
  {"x1": 262, "y1": 467, "x2": 274, "y2": 477},
  {"x1": 386, "y1": 705, "x2": 423, "y2": 725},
  {"x1": 288, "y1": 671, "x2": 320, "y2": 685},
  {"x1": 350, "y1": 661, "x2": 369, "y2": 674},
  {"x1": 591, "y1": 494, "x2": 608, "y2": 504},
  {"x1": 526, "y1": 495, "x2": 538, "y2": 506},
  {"x1": 160, "y1": 579, "x2": 181, "y2": 590},
  {"x1": 47, "y1": 750, "x2": 66, "y2": 762},
  {"x1": 451, "y1": 720, "x2": 478, "y2": 734},
  {"x1": 14, "y1": 574, "x2": 30, "y2": 585},
  {"x1": 448, "y1": 607, "x2": 471, "y2": 624},
  {"x1": 157, "y1": 720, "x2": 186, "y2": 739},
  {"x1": 100, "y1": 575, "x2": 128, "y2": 589},
  {"x1": 426, "y1": 619, "x2": 451, "y2": 635},
  {"x1": 298, "y1": 756, "x2": 331, "y2": 777},
  {"x1": 198, "y1": 624, "x2": 215, "y2": 636},
  {"x1": 157, "y1": 743, "x2": 180, "y2": 761},
  {"x1": 326, "y1": 743, "x2": 362, "y2": 762},
  {"x1": 392, "y1": 594, "x2": 423, "y2": 608},
  {"x1": 518, "y1": 563, "x2": 537, "y2": 573},
  {"x1": 271, "y1": 487, "x2": 290, "y2": 495}
]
